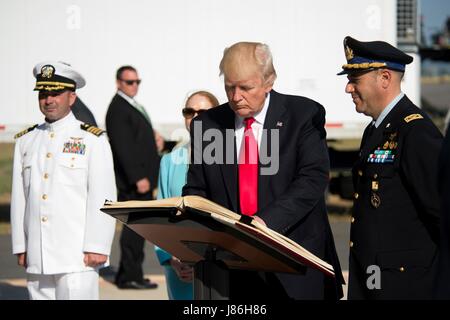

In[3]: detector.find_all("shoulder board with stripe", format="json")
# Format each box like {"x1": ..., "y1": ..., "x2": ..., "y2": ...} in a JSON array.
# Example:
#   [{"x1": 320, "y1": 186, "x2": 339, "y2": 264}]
[
  {"x1": 404, "y1": 113, "x2": 423, "y2": 123},
  {"x1": 80, "y1": 123, "x2": 105, "y2": 136},
  {"x1": 14, "y1": 124, "x2": 38, "y2": 139}
]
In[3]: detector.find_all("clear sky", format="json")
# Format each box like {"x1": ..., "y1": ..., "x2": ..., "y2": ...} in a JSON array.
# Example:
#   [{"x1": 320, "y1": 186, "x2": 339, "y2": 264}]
[{"x1": 421, "y1": 0, "x2": 450, "y2": 45}]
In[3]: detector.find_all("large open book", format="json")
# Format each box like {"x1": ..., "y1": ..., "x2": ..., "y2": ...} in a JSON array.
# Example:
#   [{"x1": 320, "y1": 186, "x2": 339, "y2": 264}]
[{"x1": 101, "y1": 195, "x2": 335, "y2": 277}]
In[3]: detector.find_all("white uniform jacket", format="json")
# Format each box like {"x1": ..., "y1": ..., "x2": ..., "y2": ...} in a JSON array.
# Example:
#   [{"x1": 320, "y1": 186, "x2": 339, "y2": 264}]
[{"x1": 11, "y1": 112, "x2": 117, "y2": 274}]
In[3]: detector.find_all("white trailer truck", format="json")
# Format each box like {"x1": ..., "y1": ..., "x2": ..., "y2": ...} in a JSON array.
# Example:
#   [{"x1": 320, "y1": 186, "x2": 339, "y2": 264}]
[{"x1": 0, "y1": 0, "x2": 421, "y2": 197}]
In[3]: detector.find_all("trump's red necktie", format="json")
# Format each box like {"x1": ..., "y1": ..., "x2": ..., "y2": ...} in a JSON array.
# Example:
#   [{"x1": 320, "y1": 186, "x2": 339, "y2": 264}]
[{"x1": 239, "y1": 117, "x2": 258, "y2": 216}]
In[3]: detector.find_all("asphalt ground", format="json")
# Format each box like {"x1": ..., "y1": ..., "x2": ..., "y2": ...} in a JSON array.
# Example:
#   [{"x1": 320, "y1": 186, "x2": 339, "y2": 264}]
[{"x1": 0, "y1": 216, "x2": 350, "y2": 300}]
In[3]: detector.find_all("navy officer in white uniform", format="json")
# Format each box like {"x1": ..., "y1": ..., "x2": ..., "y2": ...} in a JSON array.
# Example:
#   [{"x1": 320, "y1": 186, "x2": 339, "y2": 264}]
[{"x1": 10, "y1": 61, "x2": 117, "y2": 300}]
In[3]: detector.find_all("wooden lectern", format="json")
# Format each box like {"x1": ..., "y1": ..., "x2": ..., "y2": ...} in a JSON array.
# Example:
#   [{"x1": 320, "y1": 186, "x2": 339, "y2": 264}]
[{"x1": 101, "y1": 196, "x2": 335, "y2": 300}]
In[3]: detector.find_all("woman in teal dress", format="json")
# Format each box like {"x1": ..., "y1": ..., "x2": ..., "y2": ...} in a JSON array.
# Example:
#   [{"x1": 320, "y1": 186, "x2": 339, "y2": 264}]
[{"x1": 155, "y1": 91, "x2": 219, "y2": 300}]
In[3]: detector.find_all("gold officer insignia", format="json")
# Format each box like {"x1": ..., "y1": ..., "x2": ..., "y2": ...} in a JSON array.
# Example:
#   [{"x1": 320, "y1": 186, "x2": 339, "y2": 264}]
[
  {"x1": 41, "y1": 65, "x2": 55, "y2": 78},
  {"x1": 389, "y1": 141, "x2": 398, "y2": 150},
  {"x1": 80, "y1": 123, "x2": 105, "y2": 137},
  {"x1": 14, "y1": 124, "x2": 38, "y2": 139},
  {"x1": 404, "y1": 114, "x2": 423, "y2": 123}
]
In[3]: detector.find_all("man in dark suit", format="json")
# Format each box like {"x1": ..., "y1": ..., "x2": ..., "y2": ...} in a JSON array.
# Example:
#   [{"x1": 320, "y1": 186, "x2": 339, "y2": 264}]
[
  {"x1": 182, "y1": 42, "x2": 344, "y2": 300},
  {"x1": 338, "y1": 36, "x2": 443, "y2": 299},
  {"x1": 105, "y1": 65, "x2": 161, "y2": 289}
]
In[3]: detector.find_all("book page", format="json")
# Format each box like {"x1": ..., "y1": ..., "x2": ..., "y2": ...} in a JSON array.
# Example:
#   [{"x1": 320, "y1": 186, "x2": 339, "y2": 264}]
[
  {"x1": 183, "y1": 196, "x2": 241, "y2": 220},
  {"x1": 104, "y1": 197, "x2": 184, "y2": 209},
  {"x1": 235, "y1": 217, "x2": 332, "y2": 272},
  {"x1": 182, "y1": 196, "x2": 333, "y2": 274}
]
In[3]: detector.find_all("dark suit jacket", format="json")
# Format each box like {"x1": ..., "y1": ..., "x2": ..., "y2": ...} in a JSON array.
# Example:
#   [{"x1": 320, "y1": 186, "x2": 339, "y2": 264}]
[
  {"x1": 182, "y1": 90, "x2": 344, "y2": 300},
  {"x1": 350, "y1": 95, "x2": 442, "y2": 299},
  {"x1": 105, "y1": 93, "x2": 160, "y2": 200},
  {"x1": 435, "y1": 127, "x2": 450, "y2": 299}
]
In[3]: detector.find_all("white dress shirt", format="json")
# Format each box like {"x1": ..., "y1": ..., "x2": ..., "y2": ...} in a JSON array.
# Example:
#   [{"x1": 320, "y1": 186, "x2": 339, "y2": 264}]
[{"x1": 235, "y1": 93, "x2": 271, "y2": 156}]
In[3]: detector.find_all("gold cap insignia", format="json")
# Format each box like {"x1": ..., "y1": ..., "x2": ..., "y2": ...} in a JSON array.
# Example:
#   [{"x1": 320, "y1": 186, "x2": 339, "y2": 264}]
[
  {"x1": 345, "y1": 45, "x2": 354, "y2": 61},
  {"x1": 41, "y1": 65, "x2": 55, "y2": 79}
]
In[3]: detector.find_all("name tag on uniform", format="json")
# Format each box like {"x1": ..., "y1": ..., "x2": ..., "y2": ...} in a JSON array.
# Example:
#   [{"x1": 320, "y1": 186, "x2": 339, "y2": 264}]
[{"x1": 62, "y1": 137, "x2": 86, "y2": 155}]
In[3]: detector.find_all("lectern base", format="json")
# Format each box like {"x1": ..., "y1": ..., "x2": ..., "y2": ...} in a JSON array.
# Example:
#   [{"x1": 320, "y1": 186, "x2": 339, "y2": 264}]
[{"x1": 193, "y1": 259, "x2": 230, "y2": 300}]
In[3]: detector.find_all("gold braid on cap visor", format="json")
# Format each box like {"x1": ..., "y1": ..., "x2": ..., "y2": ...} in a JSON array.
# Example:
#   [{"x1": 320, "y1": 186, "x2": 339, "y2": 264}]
[
  {"x1": 342, "y1": 62, "x2": 387, "y2": 70},
  {"x1": 34, "y1": 81, "x2": 75, "y2": 91}
]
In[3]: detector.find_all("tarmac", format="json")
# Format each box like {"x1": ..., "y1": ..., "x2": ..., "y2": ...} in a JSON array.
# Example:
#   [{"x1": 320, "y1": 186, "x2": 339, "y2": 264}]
[
  {"x1": 0, "y1": 218, "x2": 350, "y2": 300},
  {"x1": 0, "y1": 273, "x2": 169, "y2": 300}
]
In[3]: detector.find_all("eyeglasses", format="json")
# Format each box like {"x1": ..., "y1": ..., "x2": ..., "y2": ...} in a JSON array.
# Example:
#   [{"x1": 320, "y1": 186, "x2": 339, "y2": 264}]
[
  {"x1": 182, "y1": 108, "x2": 207, "y2": 119},
  {"x1": 120, "y1": 79, "x2": 141, "y2": 85}
]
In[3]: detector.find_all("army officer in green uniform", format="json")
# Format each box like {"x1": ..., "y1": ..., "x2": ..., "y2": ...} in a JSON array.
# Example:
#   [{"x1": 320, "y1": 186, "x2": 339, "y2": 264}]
[{"x1": 338, "y1": 36, "x2": 443, "y2": 299}]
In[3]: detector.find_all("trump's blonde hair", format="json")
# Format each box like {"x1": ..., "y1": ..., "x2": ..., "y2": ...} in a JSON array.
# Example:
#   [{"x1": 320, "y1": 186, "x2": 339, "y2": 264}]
[{"x1": 219, "y1": 42, "x2": 277, "y2": 85}]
